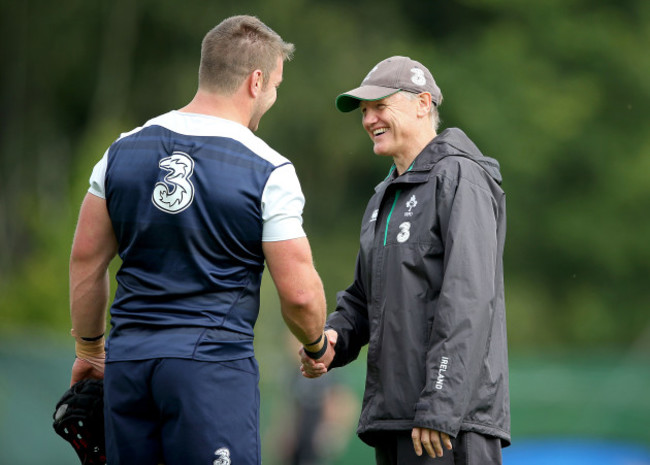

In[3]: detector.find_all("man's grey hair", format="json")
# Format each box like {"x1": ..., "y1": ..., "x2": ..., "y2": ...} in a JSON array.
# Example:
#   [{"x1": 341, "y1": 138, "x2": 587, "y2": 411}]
[{"x1": 400, "y1": 91, "x2": 442, "y2": 131}]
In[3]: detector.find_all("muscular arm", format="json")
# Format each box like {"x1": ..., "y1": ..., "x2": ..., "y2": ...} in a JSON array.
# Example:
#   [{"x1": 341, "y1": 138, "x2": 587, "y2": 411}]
[
  {"x1": 69, "y1": 193, "x2": 118, "y2": 384},
  {"x1": 263, "y1": 237, "x2": 326, "y2": 347}
]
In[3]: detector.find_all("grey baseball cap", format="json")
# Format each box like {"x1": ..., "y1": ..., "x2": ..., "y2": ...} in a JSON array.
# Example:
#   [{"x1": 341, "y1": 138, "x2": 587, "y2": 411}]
[{"x1": 335, "y1": 56, "x2": 443, "y2": 112}]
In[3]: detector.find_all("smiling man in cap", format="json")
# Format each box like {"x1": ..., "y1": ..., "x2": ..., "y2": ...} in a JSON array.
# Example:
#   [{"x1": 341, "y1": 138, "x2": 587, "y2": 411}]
[
  {"x1": 337, "y1": 56, "x2": 443, "y2": 175},
  {"x1": 301, "y1": 56, "x2": 511, "y2": 464}
]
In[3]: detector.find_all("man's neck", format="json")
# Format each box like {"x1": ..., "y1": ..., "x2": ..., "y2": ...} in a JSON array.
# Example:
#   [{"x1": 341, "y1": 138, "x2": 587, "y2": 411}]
[
  {"x1": 179, "y1": 89, "x2": 250, "y2": 128},
  {"x1": 393, "y1": 130, "x2": 437, "y2": 175}
]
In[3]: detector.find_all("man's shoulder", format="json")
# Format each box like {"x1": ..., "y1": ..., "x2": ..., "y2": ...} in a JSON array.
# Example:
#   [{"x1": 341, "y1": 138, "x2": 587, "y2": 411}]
[{"x1": 111, "y1": 111, "x2": 293, "y2": 169}]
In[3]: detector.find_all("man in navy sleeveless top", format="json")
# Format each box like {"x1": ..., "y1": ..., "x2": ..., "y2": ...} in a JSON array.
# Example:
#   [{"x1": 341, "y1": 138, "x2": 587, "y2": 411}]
[{"x1": 68, "y1": 15, "x2": 333, "y2": 465}]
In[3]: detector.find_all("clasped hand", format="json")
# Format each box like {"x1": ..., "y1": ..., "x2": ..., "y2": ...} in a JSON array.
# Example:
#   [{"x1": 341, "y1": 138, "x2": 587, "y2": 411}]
[{"x1": 299, "y1": 329, "x2": 337, "y2": 378}]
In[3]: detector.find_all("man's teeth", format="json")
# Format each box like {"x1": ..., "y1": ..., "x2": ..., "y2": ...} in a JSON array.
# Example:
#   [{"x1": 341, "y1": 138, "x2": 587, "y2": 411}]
[{"x1": 373, "y1": 128, "x2": 388, "y2": 136}]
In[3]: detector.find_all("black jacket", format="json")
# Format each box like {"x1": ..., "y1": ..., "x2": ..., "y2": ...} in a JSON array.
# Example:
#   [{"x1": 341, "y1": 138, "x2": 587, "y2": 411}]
[{"x1": 326, "y1": 128, "x2": 510, "y2": 447}]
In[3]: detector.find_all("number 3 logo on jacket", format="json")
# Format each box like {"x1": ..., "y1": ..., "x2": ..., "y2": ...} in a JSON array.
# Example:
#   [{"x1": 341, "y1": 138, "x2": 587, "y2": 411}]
[
  {"x1": 152, "y1": 151, "x2": 195, "y2": 214},
  {"x1": 397, "y1": 222, "x2": 411, "y2": 243}
]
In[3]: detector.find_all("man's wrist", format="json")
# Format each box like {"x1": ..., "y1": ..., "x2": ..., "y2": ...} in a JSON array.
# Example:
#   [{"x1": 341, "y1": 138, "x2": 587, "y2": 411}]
[
  {"x1": 71, "y1": 328, "x2": 105, "y2": 358},
  {"x1": 303, "y1": 334, "x2": 328, "y2": 360},
  {"x1": 79, "y1": 333, "x2": 104, "y2": 342},
  {"x1": 304, "y1": 332, "x2": 324, "y2": 348}
]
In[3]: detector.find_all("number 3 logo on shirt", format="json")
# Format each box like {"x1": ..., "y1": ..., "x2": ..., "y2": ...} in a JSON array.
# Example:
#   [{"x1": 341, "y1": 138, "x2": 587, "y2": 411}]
[{"x1": 152, "y1": 151, "x2": 195, "y2": 214}]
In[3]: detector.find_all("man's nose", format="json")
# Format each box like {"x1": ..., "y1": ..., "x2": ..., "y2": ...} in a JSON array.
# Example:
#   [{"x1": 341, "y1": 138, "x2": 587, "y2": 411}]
[{"x1": 363, "y1": 109, "x2": 377, "y2": 127}]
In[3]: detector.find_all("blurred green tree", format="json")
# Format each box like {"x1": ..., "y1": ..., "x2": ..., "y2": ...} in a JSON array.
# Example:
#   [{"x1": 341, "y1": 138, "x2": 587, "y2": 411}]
[{"x1": 1, "y1": 0, "x2": 648, "y2": 352}]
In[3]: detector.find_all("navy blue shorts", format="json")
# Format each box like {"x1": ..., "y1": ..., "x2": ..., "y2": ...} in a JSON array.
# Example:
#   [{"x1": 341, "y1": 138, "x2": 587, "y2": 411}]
[{"x1": 104, "y1": 357, "x2": 260, "y2": 465}]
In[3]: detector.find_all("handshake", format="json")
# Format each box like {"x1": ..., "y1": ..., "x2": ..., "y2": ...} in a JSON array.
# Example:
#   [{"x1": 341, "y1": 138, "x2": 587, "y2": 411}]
[{"x1": 299, "y1": 329, "x2": 338, "y2": 378}]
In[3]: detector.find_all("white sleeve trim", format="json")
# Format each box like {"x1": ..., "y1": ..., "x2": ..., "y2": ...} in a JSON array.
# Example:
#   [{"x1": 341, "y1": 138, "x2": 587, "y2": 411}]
[
  {"x1": 88, "y1": 150, "x2": 109, "y2": 199},
  {"x1": 262, "y1": 164, "x2": 307, "y2": 242}
]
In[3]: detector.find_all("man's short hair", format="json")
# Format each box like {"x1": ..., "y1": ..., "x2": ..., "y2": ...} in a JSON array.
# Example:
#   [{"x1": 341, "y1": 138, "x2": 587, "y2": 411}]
[
  {"x1": 399, "y1": 91, "x2": 442, "y2": 132},
  {"x1": 198, "y1": 15, "x2": 295, "y2": 95}
]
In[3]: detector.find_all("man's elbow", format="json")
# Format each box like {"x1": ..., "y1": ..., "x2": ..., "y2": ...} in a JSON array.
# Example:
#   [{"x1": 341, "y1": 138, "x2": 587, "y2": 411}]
[
  {"x1": 281, "y1": 287, "x2": 323, "y2": 311},
  {"x1": 70, "y1": 241, "x2": 99, "y2": 268},
  {"x1": 69, "y1": 239, "x2": 116, "y2": 270}
]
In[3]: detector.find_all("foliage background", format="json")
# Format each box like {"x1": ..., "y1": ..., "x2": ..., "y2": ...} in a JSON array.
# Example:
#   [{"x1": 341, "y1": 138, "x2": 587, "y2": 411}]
[{"x1": 1, "y1": 0, "x2": 649, "y2": 463}]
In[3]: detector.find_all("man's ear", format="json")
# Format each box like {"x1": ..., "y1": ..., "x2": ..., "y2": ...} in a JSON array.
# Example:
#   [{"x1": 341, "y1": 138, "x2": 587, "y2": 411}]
[
  {"x1": 249, "y1": 69, "x2": 264, "y2": 97},
  {"x1": 417, "y1": 92, "x2": 433, "y2": 117}
]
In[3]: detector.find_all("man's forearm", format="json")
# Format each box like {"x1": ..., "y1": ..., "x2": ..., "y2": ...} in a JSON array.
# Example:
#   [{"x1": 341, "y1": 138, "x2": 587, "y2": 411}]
[
  {"x1": 70, "y1": 261, "x2": 110, "y2": 339},
  {"x1": 262, "y1": 237, "x2": 328, "y2": 350},
  {"x1": 69, "y1": 193, "x2": 117, "y2": 338},
  {"x1": 279, "y1": 273, "x2": 327, "y2": 346}
]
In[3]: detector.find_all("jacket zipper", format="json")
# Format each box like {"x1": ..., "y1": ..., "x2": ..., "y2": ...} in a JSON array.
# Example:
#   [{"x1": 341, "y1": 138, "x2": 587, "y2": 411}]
[
  {"x1": 382, "y1": 163, "x2": 414, "y2": 246},
  {"x1": 384, "y1": 190, "x2": 401, "y2": 246}
]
